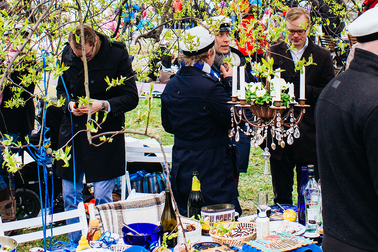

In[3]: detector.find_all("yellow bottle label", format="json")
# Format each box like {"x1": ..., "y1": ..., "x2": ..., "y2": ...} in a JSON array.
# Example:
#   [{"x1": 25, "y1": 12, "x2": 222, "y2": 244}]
[
  {"x1": 93, "y1": 230, "x2": 101, "y2": 241},
  {"x1": 192, "y1": 176, "x2": 201, "y2": 191}
]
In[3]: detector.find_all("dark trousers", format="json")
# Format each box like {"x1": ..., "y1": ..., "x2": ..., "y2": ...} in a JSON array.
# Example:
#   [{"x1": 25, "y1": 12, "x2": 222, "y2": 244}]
[{"x1": 270, "y1": 145, "x2": 318, "y2": 204}]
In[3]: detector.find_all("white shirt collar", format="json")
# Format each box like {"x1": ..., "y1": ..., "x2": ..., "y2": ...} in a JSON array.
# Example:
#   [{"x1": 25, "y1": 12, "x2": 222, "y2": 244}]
[{"x1": 289, "y1": 37, "x2": 309, "y2": 63}]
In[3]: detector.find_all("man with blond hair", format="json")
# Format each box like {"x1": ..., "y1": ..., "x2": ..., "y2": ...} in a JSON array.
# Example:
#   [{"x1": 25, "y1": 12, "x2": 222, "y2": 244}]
[{"x1": 266, "y1": 7, "x2": 334, "y2": 205}]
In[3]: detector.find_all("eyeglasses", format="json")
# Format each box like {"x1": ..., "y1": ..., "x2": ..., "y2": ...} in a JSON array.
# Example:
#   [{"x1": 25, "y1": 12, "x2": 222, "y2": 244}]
[
  {"x1": 287, "y1": 29, "x2": 307, "y2": 35},
  {"x1": 75, "y1": 44, "x2": 94, "y2": 58}
]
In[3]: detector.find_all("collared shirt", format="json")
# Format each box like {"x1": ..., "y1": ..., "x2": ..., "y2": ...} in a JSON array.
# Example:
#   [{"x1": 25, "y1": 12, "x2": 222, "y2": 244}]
[{"x1": 289, "y1": 37, "x2": 309, "y2": 63}]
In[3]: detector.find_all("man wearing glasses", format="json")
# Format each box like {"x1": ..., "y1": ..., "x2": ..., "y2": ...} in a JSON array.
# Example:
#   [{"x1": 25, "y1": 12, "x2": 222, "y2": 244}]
[
  {"x1": 56, "y1": 24, "x2": 138, "y2": 243},
  {"x1": 266, "y1": 7, "x2": 334, "y2": 205}
]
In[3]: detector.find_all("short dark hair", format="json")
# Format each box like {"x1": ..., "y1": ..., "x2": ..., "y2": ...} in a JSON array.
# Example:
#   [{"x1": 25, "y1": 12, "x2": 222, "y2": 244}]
[{"x1": 68, "y1": 24, "x2": 96, "y2": 49}]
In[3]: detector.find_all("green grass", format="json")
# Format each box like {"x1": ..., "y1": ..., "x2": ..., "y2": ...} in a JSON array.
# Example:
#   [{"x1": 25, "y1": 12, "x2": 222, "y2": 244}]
[{"x1": 20, "y1": 97, "x2": 298, "y2": 249}]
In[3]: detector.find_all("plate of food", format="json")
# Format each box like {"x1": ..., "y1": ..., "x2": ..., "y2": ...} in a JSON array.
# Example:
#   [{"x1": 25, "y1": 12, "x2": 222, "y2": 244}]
[{"x1": 270, "y1": 220, "x2": 306, "y2": 236}]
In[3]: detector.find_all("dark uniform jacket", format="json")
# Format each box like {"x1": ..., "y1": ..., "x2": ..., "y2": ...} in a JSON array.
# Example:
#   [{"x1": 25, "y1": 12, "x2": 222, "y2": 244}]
[
  {"x1": 267, "y1": 39, "x2": 334, "y2": 163},
  {"x1": 161, "y1": 66, "x2": 238, "y2": 208},
  {"x1": 316, "y1": 48, "x2": 378, "y2": 250},
  {"x1": 56, "y1": 33, "x2": 138, "y2": 183}
]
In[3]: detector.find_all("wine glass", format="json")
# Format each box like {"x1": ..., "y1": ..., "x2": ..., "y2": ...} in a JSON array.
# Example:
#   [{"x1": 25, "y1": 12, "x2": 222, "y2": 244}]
[{"x1": 258, "y1": 192, "x2": 268, "y2": 214}]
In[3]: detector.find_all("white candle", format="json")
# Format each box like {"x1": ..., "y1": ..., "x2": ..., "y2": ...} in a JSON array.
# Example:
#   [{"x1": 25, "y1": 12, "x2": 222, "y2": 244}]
[
  {"x1": 240, "y1": 66, "x2": 245, "y2": 99},
  {"x1": 300, "y1": 66, "x2": 305, "y2": 99},
  {"x1": 289, "y1": 83, "x2": 295, "y2": 100},
  {"x1": 274, "y1": 78, "x2": 281, "y2": 101},
  {"x1": 232, "y1": 66, "x2": 237, "y2": 97}
]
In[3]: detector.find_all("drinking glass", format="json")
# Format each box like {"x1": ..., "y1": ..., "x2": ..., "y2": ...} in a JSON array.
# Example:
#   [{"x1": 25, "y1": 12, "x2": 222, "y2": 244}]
[{"x1": 258, "y1": 192, "x2": 268, "y2": 213}]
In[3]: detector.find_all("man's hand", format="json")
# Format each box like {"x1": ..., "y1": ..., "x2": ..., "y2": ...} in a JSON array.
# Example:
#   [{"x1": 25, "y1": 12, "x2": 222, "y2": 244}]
[
  {"x1": 69, "y1": 99, "x2": 108, "y2": 116},
  {"x1": 220, "y1": 62, "x2": 232, "y2": 78}
]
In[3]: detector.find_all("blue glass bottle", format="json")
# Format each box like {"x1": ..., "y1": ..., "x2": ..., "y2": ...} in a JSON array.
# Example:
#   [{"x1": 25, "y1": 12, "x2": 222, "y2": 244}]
[{"x1": 298, "y1": 165, "x2": 308, "y2": 225}]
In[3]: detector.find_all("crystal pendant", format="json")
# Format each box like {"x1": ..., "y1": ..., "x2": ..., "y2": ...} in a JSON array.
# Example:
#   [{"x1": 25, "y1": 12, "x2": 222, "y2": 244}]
[
  {"x1": 276, "y1": 132, "x2": 282, "y2": 141},
  {"x1": 287, "y1": 134, "x2": 294, "y2": 145},
  {"x1": 287, "y1": 127, "x2": 294, "y2": 134},
  {"x1": 280, "y1": 141, "x2": 286, "y2": 148},
  {"x1": 235, "y1": 130, "x2": 240, "y2": 142},
  {"x1": 294, "y1": 127, "x2": 300, "y2": 138},
  {"x1": 271, "y1": 142, "x2": 276, "y2": 150},
  {"x1": 264, "y1": 159, "x2": 270, "y2": 175},
  {"x1": 256, "y1": 134, "x2": 264, "y2": 146},
  {"x1": 276, "y1": 121, "x2": 281, "y2": 128}
]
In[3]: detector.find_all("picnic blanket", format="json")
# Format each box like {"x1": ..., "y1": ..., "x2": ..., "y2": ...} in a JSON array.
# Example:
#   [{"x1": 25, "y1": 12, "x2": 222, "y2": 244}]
[{"x1": 94, "y1": 191, "x2": 165, "y2": 235}]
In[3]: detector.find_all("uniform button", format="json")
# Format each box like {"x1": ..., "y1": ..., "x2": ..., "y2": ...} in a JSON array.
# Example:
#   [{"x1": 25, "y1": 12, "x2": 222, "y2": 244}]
[
  {"x1": 177, "y1": 91, "x2": 180, "y2": 94},
  {"x1": 91, "y1": 80, "x2": 94, "y2": 83}
]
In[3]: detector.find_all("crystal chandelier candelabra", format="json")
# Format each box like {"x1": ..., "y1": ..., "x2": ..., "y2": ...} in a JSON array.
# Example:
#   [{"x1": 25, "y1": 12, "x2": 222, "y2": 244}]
[{"x1": 229, "y1": 95, "x2": 310, "y2": 174}]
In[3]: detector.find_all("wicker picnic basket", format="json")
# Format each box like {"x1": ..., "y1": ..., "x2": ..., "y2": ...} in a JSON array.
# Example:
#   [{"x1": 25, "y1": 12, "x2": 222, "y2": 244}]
[{"x1": 210, "y1": 222, "x2": 256, "y2": 247}]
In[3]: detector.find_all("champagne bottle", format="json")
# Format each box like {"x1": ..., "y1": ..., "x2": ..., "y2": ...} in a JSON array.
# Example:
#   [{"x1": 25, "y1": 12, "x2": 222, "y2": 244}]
[
  {"x1": 161, "y1": 189, "x2": 177, "y2": 248},
  {"x1": 304, "y1": 165, "x2": 320, "y2": 233},
  {"x1": 298, "y1": 166, "x2": 308, "y2": 225},
  {"x1": 187, "y1": 171, "x2": 204, "y2": 219}
]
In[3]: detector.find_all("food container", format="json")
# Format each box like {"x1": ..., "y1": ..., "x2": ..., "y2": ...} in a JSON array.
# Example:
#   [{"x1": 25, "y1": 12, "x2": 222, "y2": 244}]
[
  {"x1": 0, "y1": 236, "x2": 17, "y2": 252},
  {"x1": 209, "y1": 222, "x2": 256, "y2": 247},
  {"x1": 122, "y1": 223, "x2": 161, "y2": 249},
  {"x1": 201, "y1": 204, "x2": 235, "y2": 236},
  {"x1": 177, "y1": 217, "x2": 202, "y2": 244}
]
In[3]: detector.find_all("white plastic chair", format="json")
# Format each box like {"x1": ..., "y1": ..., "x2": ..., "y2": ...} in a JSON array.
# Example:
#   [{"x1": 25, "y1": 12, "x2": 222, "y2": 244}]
[
  {"x1": 121, "y1": 137, "x2": 172, "y2": 200},
  {"x1": 0, "y1": 202, "x2": 88, "y2": 244}
]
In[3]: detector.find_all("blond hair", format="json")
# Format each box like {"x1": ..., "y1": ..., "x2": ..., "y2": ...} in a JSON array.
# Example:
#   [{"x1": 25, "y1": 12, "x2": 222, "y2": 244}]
[
  {"x1": 182, "y1": 47, "x2": 215, "y2": 66},
  {"x1": 68, "y1": 24, "x2": 96, "y2": 49},
  {"x1": 285, "y1": 7, "x2": 310, "y2": 27}
]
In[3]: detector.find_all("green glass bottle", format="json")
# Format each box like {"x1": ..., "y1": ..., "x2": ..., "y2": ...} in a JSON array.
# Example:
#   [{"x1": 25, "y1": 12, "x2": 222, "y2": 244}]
[{"x1": 161, "y1": 189, "x2": 177, "y2": 248}]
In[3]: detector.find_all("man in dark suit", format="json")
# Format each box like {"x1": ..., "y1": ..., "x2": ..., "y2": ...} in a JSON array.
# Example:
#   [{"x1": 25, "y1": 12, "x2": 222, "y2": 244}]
[
  {"x1": 266, "y1": 7, "x2": 334, "y2": 204},
  {"x1": 56, "y1": 24, "x2": 138, "y2": 243}
]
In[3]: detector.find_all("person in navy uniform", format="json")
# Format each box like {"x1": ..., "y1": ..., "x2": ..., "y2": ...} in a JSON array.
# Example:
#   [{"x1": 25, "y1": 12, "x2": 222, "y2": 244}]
[{"x1": 161, "y1": 26, "x2": 242, "y2": 216}]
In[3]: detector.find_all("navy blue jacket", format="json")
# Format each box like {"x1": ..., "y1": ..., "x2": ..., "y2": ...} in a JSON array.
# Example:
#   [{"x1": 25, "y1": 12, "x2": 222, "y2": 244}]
[{"x1": 161, "y1": 66, "x2": 239, "y2": 208}]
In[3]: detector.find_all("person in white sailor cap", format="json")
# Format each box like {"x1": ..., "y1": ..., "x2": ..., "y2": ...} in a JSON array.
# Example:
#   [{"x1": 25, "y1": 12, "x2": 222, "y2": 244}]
[
  {"x1": 161, "y1": 26, "x2": 242, "y2": 217},
  {"x1": 316, "y1": 7, "x2": 378, "y2": 252}
]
